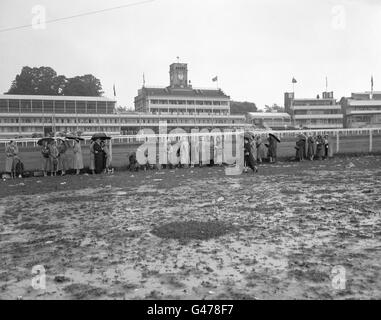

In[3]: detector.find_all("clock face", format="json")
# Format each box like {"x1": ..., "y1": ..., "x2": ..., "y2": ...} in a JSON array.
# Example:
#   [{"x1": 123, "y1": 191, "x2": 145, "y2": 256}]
[{"x1": 178, "y1": 72, "x2": 184, "y2": 80}]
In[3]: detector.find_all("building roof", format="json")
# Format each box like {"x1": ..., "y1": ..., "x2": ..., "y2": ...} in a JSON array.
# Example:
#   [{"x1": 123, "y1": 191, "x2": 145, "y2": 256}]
[
  {"x1": 138, "y1": 87, "x2": 230, "y2": 99},
  {"x1": 292, "y1": 98, "x2": 336, "y2": 102},
  {"x1": 352, "y1": 91, "x2": 381, "y2": 95},
  {"x1": 346, "y1": 99, "x2": 381, "y2": 106},
  {"x1": 247, "y1": 112, "x2": 291, "y2": 119},
  {"x1": 0, "y1": 94, "x2": 116, "y2": 102}
]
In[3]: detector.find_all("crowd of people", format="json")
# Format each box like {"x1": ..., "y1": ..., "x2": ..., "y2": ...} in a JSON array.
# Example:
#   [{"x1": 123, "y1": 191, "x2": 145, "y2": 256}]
[
  {"x1": 3, "y1": 132, "x2": 331, "y2": 178},
  {"x1": 3, "y1": 136, "x2": 112, "y2": 178},
  {"x1": 296, "y1": 134, "x2": 330, "y2": 161},
  {"x1": 243, "y1": 132, "x2": 280, "y2": 174}
]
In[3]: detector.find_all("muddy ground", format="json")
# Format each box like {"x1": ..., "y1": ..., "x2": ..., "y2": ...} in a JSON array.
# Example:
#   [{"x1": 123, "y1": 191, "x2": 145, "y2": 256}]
[{"x1": 0, "y1": 156, "x2": 380, "y2": 300}]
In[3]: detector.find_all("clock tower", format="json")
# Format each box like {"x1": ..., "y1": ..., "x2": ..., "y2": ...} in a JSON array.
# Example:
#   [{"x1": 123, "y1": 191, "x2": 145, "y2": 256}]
[{"x1": 169, "y1": 62, "x2": 189, "y2": 88}]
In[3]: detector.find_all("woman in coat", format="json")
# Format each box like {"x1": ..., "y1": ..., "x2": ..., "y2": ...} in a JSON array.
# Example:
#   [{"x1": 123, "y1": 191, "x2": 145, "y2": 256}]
[
  {"x1": 93, "y1": 138, "x2": 104, "y2": 174},
  {"x1": 243, "y1": 137, "x2": 257, "y2": 173},
  {"x1": 296, "y1": 135, "x2": 306, "y2": 161},
  {"x1": 49, "y1": 140, "x2": 59, "y2": 176},
  {"x1": 41, "y1": 140, "x2": 50, "y2": 176},
  {"x1": 315, "y1": 135, "x2": 325, "y2": 160},
  {"x1": 268, "y1": 134, "x2": 278, "y2": 163},
  {"x1": 5, "y1": 140, "x2": 19, "y2": 175},
  {"x1": 57, "y1": 139, "x2": 69, "y2": 176},
  {"x1": 256, "y1": 136, "x2": 266, "y2": 163},
  {"x1": 72, "y1": 139, "x2": 84, "y2": 174},
  {"x1": 323, "y1": 135, "x2": 330, "y2": 159},
  {"x1": 89, "y1": 140, "x2": 95, "y2": 174},
  {"x1": 296, "y1": 138, "x2": 305, "y2": 161},
  {"x1": 307, "y1": 135, "x2": 315, "y2": 160}
]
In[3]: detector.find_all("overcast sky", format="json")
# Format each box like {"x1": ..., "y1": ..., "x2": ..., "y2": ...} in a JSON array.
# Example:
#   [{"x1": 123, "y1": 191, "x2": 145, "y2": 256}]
[{"x1": 0, "y1": 0, "x2": 380, "y2": 110}]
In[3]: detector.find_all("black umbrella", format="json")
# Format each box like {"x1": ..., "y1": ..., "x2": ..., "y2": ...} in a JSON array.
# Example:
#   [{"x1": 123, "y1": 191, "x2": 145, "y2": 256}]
[
  {"x1": 298, "y1": 134, "x2": 307, "y2": 141},
  {"x1": 91, "y1": 132, "x2": 111, "y2": 141},
  {"x1": 65, "y1": 135, "x2": 84, "y2": 141},
  {"x1": 37, "y1": 137, "x2": 55, "y2": 146},
  {"x1": 269, "y1": 133, "x2": 281, "y2": 143}
]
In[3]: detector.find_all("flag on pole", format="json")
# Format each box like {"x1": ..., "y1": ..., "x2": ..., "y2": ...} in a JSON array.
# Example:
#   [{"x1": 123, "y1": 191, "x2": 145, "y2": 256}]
[
  {"x1": 371, "y1": 75, "x2": 374, "y2": 92},
  {"x1": 113, "y1": 84, "x2": 116, "y2": 97},
  {"x1": 212, "y1": 76, "x2": 218, "y2": 82},
  {"x1": 292, "y1": 77, "x2": 297, "y2": 84}
]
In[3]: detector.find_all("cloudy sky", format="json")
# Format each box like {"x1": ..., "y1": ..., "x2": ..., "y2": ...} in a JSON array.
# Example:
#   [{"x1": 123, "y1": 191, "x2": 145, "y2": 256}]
[{"x1": 0, "y1": 0, "x2": 380, "y2": 110}]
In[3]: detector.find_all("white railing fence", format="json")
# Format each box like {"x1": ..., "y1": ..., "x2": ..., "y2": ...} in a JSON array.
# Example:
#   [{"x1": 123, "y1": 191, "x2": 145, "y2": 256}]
[{"x1": 1, "y1": 127, "x2": 381, "y2": 153}]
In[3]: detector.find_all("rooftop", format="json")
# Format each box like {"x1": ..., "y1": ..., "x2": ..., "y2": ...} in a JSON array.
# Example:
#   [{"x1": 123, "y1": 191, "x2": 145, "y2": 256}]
[
  {"x1": 137, "y1": 86, "x2": 230, "y2": 99},
  {"x1": 0, "y1": 94, "x2": 116, "y2": 102}
]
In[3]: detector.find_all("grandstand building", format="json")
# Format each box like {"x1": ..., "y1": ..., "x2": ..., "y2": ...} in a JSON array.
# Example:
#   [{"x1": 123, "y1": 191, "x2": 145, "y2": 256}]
[
  {"x1": 284, "y1": 91, "x2": 343, "y2": 129},
  {"x1": 133, "y1": 62, "x2": 244, "y2": 133},
  {"x1": 340, "y1": 91, "x2": 381, "y2": 128}
]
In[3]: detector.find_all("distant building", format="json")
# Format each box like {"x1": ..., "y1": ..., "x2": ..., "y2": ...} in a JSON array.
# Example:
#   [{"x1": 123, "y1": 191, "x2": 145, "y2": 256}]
[
  {"x1": 133, "y1": 62, "x2": 245, "y2": 133},
  {"x1": 246, "y1": 112, "x2": 292, "y2": 130},
  {"x1": 284, "y1": 91, "x2": 343, "y2": 129},
  {"x1": 0, "y1": 95, "x2": 117, "y2": 138},
  {"x1": 340, "y1": 91, "x2": 381, "y2": 128}
]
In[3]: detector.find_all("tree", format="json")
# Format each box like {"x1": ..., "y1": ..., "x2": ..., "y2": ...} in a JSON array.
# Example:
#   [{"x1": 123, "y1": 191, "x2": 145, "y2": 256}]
[
  {"x1": 230, "y1": 101, "x2": 257, "y2": 114},
  {"x1": 7, "y1": 66, "x2": 66, "y2": 95},
  {"x1": 265, "y1": 103, "x2": 285, "y2": 113},
  {"x1": 6, "y1": 67, "x2": 104, "y2": 97},
  {"x1": 62, "y1": 74, "x2": 103, "y2": 96},
  {"x1": 115, "y1": 106, "x2": 129, "y2": 113}
]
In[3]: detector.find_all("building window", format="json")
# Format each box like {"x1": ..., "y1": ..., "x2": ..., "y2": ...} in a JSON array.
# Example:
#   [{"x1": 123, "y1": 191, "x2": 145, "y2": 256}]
[
  {"x1": 87, "y1": 102, "x2": 96, "y2": 114},
  {"x1": 55, "y1": 101, "x2": 64, "y2": 113},
  {"x1": 76, "y1": 101, "x2": 86, "y2": 114},
  {"x1": 66, "y1": 101, "x2": 75, "y2": 114},
  {"x1": 21, "y1": 100, "x2": 32, "y2": 113},
  {"x1": 9, "y1": 100, "x2": 20, "y2": 113}
]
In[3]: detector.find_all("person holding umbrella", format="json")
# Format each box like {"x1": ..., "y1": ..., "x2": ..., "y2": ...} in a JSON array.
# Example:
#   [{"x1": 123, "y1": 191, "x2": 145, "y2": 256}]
[
  {"x1": 90, "y1": 133, "x2": 111, "y2": 173},
  {"x1": 101, "y1": 140, "x2": 112, "y2": 173},
  {"x1": 93, "y1": 138, "x2": 105, "y2": 174},
  {"x1": 268, "y1": 133, "x2": 280, "y2": 163},
  {"x1": 315, "y1": 135, "x2": 325, "y2": 160},
  {"x1": 57, "y1": 138, "x2": 69, "y2": 176}
]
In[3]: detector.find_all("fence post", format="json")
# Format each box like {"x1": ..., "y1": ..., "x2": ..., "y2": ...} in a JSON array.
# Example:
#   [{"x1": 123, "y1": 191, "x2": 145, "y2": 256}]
[
  {"x1": 369, "y1": 129, "x2": 373, "y2": 153},
  {"x1": 336, "y1": 132, "x2": 340, "y2": 153}
]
